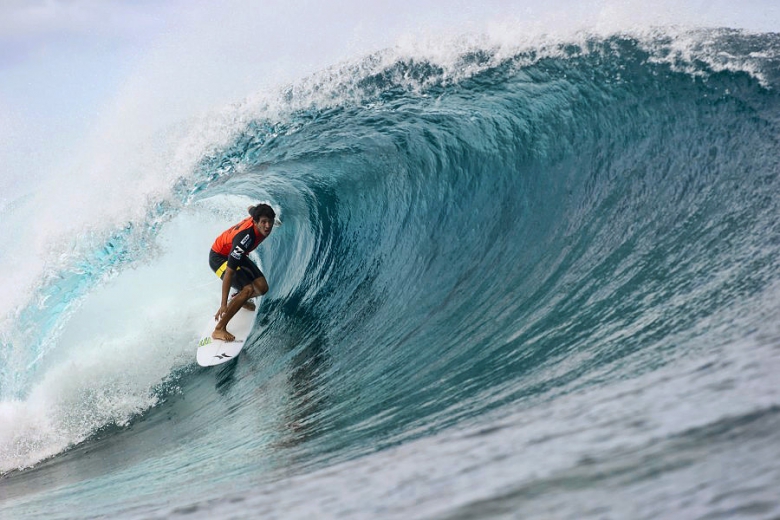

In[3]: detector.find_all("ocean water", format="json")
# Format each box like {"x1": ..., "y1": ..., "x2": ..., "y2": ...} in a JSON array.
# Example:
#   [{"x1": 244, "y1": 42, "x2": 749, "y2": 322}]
[{"x1": 1, "y1": 26, "x2": 780, "y2": 520}]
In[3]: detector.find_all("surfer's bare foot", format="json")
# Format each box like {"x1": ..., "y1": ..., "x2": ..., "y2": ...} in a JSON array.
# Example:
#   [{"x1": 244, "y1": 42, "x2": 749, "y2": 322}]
[{"x1": 212, "y1": 328, "x2": 235, "y2": 342}]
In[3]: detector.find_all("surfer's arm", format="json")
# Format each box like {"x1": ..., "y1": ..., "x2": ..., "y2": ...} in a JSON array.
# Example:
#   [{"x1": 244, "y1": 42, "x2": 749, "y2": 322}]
[
  {"x1": 217, "y1": 232, "x2": 252, "y2": 310},
  {"x1": 221, "y1": 267, "x2": 235, "y2": 307},
  {"x1": 214, "y1": 266, "x2": 235, "y2": 321}
]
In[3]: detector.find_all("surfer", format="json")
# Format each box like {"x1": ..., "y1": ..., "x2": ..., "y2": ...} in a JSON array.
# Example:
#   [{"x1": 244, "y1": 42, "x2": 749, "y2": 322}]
[{"x1": 209, "y1": 204, "x2": 276, "y2": 341}]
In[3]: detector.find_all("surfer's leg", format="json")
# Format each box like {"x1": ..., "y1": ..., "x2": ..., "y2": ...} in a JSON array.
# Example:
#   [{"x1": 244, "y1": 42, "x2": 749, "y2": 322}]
[
  {"x1": 235, "y1": 277, "x2": 267, "y2": 312},
  {"x1": 237, "y1": 257, "x2": 266, "y2": 310},
  {"x1": 213, "y1": 283, "x2": 255, "y2": 341},
  {"x1": 240, "y1": 297, "x2": 256, "y2": 311},
  {"x1": 229, "y1": 290, "x2": 256, "y2": 311},
  {"x1": 224, "y1": 261, "x2": 255, "y2": 310},
  {"x1": 250, "y1": 276, "x2": 269, "y2": 297}
]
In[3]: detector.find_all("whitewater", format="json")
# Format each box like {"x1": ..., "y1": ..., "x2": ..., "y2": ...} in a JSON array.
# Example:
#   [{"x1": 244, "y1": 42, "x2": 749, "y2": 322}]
[{"x1": 2, "y1": 3, "x2": 780, "y2": 519}]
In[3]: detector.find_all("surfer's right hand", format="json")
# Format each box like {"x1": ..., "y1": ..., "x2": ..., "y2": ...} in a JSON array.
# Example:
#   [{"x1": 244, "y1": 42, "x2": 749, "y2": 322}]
[{"x1": 215, "y1": 305, "x2": 228, "y2": 321}]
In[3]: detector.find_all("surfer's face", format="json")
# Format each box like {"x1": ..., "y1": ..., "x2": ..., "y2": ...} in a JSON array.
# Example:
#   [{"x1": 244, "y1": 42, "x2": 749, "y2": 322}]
[{"x1": 255, "y1": 216, "x2": 274, "y2": 237}]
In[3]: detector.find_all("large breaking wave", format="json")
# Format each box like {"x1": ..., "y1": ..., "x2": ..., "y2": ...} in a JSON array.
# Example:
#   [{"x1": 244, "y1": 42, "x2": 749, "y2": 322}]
[{"x1": 1, "y1": 27, "x2": 780, "y2": 519}]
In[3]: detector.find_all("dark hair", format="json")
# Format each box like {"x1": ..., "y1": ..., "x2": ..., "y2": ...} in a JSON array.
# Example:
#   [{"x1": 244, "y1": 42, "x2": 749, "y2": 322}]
[{"x1": 248, "y1": 203, "x2": 276, "y2": 222}]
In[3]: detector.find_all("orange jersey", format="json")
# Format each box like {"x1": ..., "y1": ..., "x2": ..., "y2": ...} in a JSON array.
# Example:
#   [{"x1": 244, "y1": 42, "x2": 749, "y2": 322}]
[{"x1": 211, "y1": 217, "x2": 265, "y2": 268}]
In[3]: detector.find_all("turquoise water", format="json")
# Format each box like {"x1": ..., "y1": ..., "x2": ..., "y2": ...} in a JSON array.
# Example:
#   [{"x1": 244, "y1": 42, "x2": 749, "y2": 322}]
[{"x1": 2, "y1": 29, "x2": 780, "y2": 519}]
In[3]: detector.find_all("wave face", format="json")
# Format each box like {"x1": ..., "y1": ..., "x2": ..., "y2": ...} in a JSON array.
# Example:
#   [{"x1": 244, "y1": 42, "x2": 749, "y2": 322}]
[{"x1": 2, "y1": 30, "x2": 780, "y2": 519}]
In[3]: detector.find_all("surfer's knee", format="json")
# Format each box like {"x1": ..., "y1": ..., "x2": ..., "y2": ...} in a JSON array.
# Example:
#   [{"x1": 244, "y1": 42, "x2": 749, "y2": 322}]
[{"x1": 253, "y1": 277, "x2": 268, "y2": 296}]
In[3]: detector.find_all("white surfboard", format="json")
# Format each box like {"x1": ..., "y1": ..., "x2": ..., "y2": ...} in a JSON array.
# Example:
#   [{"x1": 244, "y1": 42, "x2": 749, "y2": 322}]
[{"x1": 196, "y1": 305, "x2": 258, "y2": 366}]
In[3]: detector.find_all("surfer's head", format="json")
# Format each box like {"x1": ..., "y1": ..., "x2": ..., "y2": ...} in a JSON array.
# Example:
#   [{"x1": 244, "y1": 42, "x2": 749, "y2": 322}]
[
  {"x1": 249, "y1": 204, "x2": 276, "y2": 237},
  {"x1": 248, "y1": 204, "x2": 276, "y2": 222}
]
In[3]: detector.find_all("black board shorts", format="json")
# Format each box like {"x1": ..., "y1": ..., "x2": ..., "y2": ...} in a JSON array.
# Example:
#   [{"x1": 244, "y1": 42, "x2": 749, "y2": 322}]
[{"x1": 209, "y1": 249, "x2": 264, "y2": 290}]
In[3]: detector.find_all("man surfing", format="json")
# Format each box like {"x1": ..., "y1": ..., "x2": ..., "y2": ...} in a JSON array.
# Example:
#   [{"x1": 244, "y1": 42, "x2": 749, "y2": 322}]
[{"x1": 209, "y1": 203, "x2": 276, "y2": 342}]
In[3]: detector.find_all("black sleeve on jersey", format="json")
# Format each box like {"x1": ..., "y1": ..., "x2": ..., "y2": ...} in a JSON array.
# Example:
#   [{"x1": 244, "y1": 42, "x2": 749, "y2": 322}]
[{"x1": 227, "y1": 229, "x2": 255, "y2": 269}]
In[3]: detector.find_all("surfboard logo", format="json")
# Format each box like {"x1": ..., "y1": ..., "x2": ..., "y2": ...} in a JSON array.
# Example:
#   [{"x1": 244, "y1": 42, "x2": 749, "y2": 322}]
[
  {"x1": 214, "y1": 352, "x2": 232, "y2": 360},
  {"x1": 199, "y1": 337, "x2": 212, "y2": 347}
]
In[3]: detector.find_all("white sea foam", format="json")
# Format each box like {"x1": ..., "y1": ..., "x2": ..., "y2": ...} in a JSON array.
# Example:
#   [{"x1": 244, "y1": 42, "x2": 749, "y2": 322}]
[{"x1": 0, "y1": 200, "x2": 252, "y2": 472}]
